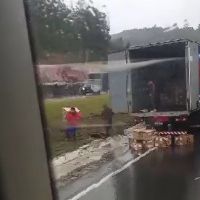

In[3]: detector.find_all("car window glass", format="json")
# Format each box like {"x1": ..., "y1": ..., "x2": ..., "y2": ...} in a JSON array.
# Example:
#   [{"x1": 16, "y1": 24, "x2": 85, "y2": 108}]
[{"x1": 25, "y1": 0, "x2": 200, "y2": 200}]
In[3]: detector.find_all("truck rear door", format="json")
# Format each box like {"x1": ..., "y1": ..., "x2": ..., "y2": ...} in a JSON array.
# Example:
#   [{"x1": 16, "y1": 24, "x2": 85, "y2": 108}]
[
  {"x1": 186, "y1": 42, "x2": 199, "y2": 111},
  {"x1": 108, "y1": 51, "x2": 129, "y2": 113}
]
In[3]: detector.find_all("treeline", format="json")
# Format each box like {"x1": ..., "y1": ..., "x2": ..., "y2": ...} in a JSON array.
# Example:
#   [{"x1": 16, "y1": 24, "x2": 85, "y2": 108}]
[
  {"x1": 27, "y1": 0, "x2": 110, "y2": 63},
  {"x1": 110, "y1": 23, "x2": 200, "y2": 52}
]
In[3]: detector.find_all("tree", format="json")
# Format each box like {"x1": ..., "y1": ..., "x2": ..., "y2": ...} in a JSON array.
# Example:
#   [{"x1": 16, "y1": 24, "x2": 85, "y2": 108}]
[
  {"x1": 71, "y1": 0, "x2": 110, "y2": 61},
  {"x1": 109, "y1": 24, "x2": 200, "y2": 53},
  {"x1": 183, "y1": 19, "x2": 189, "y2": 29},
  {"x1": 27, "y1": 0, "x2": 110, "y2": 62},
  {"x1": 28, "y1": 0, "x2": 74, "y2": 53},
  {"x1": 172, "y1": 23, "x2": 178, "y2": 29}
]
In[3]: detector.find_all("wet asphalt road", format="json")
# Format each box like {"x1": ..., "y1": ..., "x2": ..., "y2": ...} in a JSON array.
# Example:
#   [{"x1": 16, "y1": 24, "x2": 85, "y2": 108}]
[
  {"x1": 59, "y1": 136, "x2": 200, "y2": 200},
  {"x1": 65, "y1": 146, "x2": 200, "y2": 200}
]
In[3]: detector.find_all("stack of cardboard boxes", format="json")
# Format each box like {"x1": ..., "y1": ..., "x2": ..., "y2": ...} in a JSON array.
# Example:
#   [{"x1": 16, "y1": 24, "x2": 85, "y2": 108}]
[
  {"x1": 125, "y1": 123, "x2": 194, "y2": 152},
  {"x1": 126, "y1": 123, "x2": 156, "y2": 151},
  {"x1": 175, "y1": 135, "x2": 194, "y2": 146},
  {"x1": 154, "y1": 135, "x2": 172, "y2": 148},
  {"x1": 128, "y1": 129, "x2": 155, "y2": 150}
]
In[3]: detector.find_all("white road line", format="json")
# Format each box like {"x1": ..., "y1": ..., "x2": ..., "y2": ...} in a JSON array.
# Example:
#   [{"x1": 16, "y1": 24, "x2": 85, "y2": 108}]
[
  {"x1": 194, "y1": 177, "x2": 200, "y2": 181},
  {"x1": 67, "y1": 147, "x2": 157, "y2": 200}
]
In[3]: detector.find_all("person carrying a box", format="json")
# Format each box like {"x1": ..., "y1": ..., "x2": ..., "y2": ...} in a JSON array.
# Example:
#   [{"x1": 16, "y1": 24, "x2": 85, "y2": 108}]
[{"x1": 65, "y1": 107, "x2": 81, "y2": 140}]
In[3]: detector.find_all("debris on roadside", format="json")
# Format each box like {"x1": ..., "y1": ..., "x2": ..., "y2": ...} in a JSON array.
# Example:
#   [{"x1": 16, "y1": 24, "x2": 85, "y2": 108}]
[{"x1": 52, "y1": 135, "x2": 129, "y2": 183}]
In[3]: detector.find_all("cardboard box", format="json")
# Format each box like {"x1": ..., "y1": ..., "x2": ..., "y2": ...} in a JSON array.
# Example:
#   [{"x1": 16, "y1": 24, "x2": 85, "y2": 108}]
[
  {"x1": 187, "y1": 135, "x2": 194, "y2": 144},
  {"x1": 129, "y1": 138, "x2": 143, "y2": 150},
  {"x1": 175, "y1": 136, "x2": 185, "y2": 146},
  {"x1": 155, "y1": 136, "x2": 171, "y2": 148},
  {"x1": 131, "y1": 129, "x2": 155, "y2": 141},
  {"x1": 175, "y1": 135, "x2": 194, "y2": 146},
  {"x1": 129, "y1": 137, "x2": 155, "y2": 151},
  {"x1": 124, "y1": 123, "x2": 146, "y2": 135},
  {"x1": 130, "y1": 143, "x2": 143, "y2": 151},
  {"x1": 143, "y1": 139, "x2": 155, "y2": 149}
]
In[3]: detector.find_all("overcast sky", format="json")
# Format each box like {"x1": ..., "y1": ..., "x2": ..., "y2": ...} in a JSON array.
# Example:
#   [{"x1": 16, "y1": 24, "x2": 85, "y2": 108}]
[{"x1": 66, "y1": 0, "x2": 200, "y2": 34}]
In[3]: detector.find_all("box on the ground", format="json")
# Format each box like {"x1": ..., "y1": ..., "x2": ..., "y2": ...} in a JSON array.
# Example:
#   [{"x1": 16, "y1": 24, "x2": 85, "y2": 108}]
[
  {"x1": 124, "y1": 123, "x2": 146, "y2": 135},
  {"x1": 129, "y1": 141, "x2": 143, "y2": 151},
  {"x1": 129, "y1": 137, "x2": 155, "y2": 151},
  {"x1": 175, "y1": 135, "x2": 194, "y2": 146},
  {"x1": 127, "y1": 124, "x2": 156, "y2": 151},
  {"x1": 143, "y1": 139, "x2": 155, "y2": 149},
  {"x1": 155, "y1": 136, "x2": 171, "y2": 148},
  {"x1": 129, "y1": 128, "x2": 155, "y2": 141}
]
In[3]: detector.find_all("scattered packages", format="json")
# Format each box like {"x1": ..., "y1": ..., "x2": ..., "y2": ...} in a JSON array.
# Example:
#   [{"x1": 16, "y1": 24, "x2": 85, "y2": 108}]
[{"x1": 125, "y1": 123, "x2": 194, "y2": 152}]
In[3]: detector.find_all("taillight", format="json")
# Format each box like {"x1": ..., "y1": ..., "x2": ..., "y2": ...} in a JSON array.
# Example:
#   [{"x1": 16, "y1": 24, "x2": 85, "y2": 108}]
[
  {"x1": 182, "y1": 117, "x2": 187, "y2": 121},
  {"x1": 175, "y1": 116, "x2": 187, "y2": 122}
]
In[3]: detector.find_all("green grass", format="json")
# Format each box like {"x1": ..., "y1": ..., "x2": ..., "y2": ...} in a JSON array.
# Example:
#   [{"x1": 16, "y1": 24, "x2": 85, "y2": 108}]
[
  {"x1": 45, "y1": 95, "x2": 109, "y2": 126},
  {"x1": 44, "y1": 95, "x2": 133, "y2": 158}
]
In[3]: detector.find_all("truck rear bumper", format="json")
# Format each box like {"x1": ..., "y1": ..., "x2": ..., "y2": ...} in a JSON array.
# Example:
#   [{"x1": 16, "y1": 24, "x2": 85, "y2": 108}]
[
  {"x1": 158, "y1": 131, "x2": 187, "y2": 135},
  {"x1": 130, "y1": 111, "x2": 189, "y2": 118}
]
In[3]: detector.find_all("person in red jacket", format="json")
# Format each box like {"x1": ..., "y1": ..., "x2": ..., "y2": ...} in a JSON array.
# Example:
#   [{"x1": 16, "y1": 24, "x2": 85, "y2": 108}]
[{"x1": 65, "y1": 107, "x2": 81, "y2": 140}]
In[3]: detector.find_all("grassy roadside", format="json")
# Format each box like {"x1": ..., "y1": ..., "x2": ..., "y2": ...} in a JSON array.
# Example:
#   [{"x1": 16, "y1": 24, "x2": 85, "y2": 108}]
[{"x1": 44, "y1": 95, "x2": 134, "y2": 157}]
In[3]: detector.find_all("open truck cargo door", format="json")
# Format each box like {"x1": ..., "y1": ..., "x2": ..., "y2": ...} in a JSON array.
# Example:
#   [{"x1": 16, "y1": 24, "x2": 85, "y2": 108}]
[
  {"x1": 109, "y1": 71, "x2": 129, "y2": 113},
  {"x1": 186, "y1": 42, "x2": 200, "y2": 111},
  {"x1": 108, "y1": 51, "x2": 129, "y2": 113}
]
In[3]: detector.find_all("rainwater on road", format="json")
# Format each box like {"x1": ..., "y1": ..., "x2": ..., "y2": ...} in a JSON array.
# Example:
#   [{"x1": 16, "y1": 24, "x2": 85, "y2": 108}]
[{"x1": 59, "y1": 137, "x2": 200, "y2": 200}]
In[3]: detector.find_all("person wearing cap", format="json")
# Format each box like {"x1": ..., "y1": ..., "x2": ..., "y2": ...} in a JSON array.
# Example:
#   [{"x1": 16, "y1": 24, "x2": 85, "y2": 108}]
[{"x1": 65, "y1": 107, "x2": 81, "y2": 140}]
